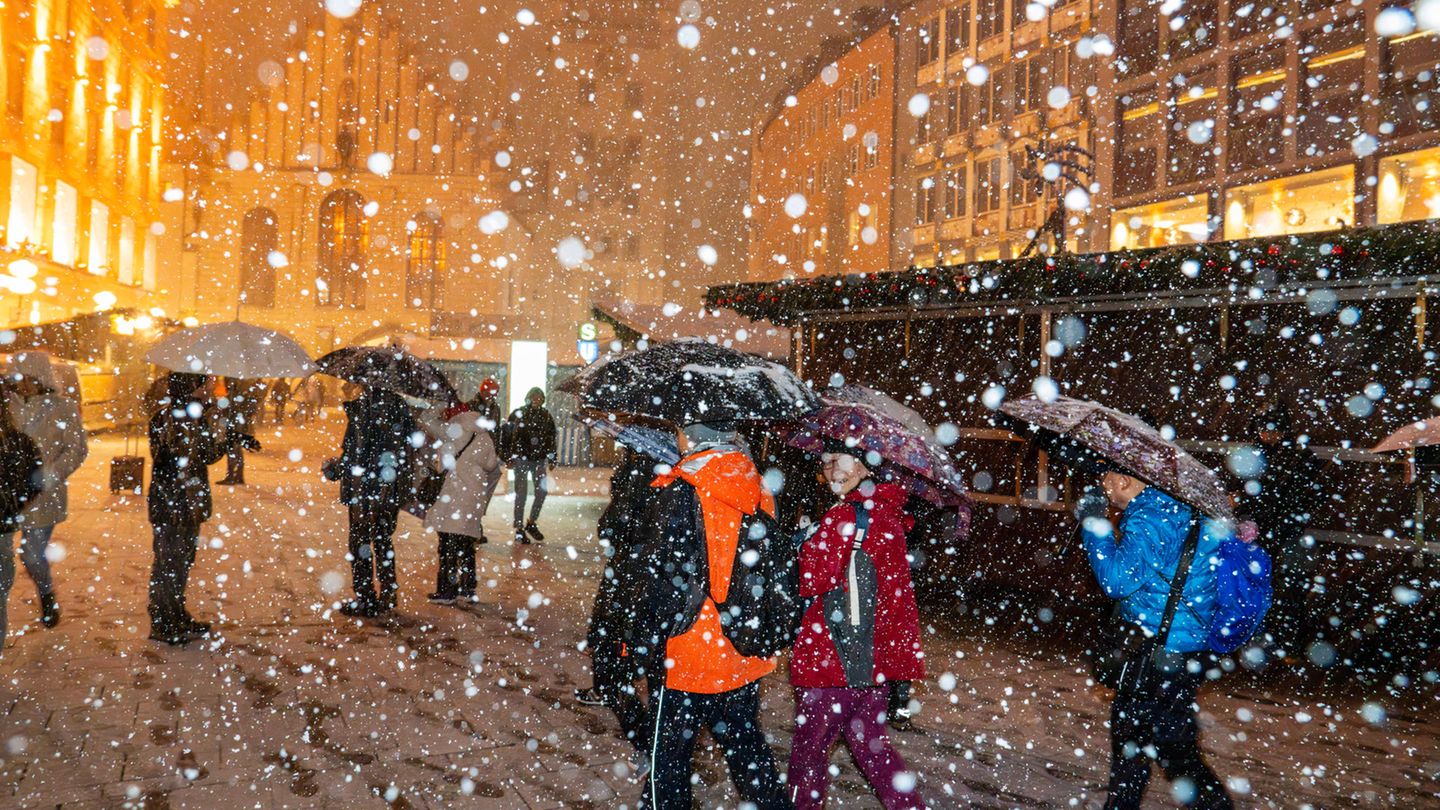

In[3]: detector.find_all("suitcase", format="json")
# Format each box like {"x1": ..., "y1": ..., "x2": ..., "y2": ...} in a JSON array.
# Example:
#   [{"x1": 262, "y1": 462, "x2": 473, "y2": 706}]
[
  {"x1": 110, "y1": 430, "x2": 144, "y2": 495},
  {"x1": 110, "y1": 456, "x2": 144, "y2": 495}
]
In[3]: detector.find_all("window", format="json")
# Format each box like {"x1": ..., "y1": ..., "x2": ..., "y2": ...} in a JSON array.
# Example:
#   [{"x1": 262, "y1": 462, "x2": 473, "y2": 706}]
[
  {"x1": 118, "y1": 218, "x2": 136, "y2": 286},
  {"x1": 405, "y1": 214, "x2": 442, "y2": 309},
  {"x1": 1012, "y1": 0, "x2": 1030, "y2": 30},
  {"x1": 88, "y1": 200, "x2": 110, "y2": 274},
  {"x1": 1117, "y1": 88, "x2": 1159, "y2": 197},
  {"x1": 1230, "y1": 46, "x2": 1285, "y2": 171},
  {"x1": 52, "y1": 181, "x2": 78, "y2": 266},
  {"x1": 917, "y1": 105, "x2": 934, "y2": 145},
  {"x1": 239, "y1": 207, "x2": 279, "y2": 308},
  {"x1": 1224, "y1": 165, "x2": 1355, "y2": 239},
  {"x1": 868, "y1": 65, "x2": 882, "y2": 99},
  {"x1": 966, "y1": 81, "x2": 990, "y2": 125},
  {"x1": 1012, "y1": 55, "x2": 1046, "y2": 115},
  {"x1": 947, "y1": 4, "x2": 971, "y2": 54},
  {"x1": 143, "y1": 230, "x2": 157, "y2": 291},
  {"x1": 1298, "y1": 17, "x2": 1364, "y2": 158},
  {"x1": 917, "y1": 18, "x2": 940, "y2": 65},
  {"x1": 317, "y1": 190, "x2": 367, "y2": 308},
  {"x1": 1383, "y1": 31, "x2": 1440, "y2": 138},
  {"x1": 6, "y1": 157, "x2": 38, "y2": 247},
  {"x1": 1377, "y1": 147, "x2": 1440, "y2": 225},
  {"x1": 1009, "y1": 150, "x2": 1037, "y2": 206},
  {"x1": 864, "y1": 137, "x2": 880, "y2": 169},
  {"x1": 1117, "y1": 0, "x2": 1160, "y2": 75},
  {"x1": 916, "y1": 176, "x2": 937, "y2": 224},
  {"x1": 975, "y1": 157, "x2": 1002, "y2": 214},
  {"x1": 945, "y1": 86, "x2": 963, "y2": 137},
  {"x1": 945, "y1": 165, "x2": 966, "y2": 219},
  {"x1": 1169, "y1": 74, "x2": 1217, "y2": 185},
  {"x1": 1111, "y1": 196, "x2": 1212, "y2": 249},
  {"x1": 846, "y1": 143, "x2": 860, "y2": 176},
  {"x1": 977, "y1": 0, "x2": 1002, "y2": 41},
  {"x1": 851, "y1": 76, "x2": 863, "y2": 111},
  {"x1": 1165, "y1": 0, "x2": 1216, "y2": 59},
  {"x1": 990, "y1": 64, "x2": 1009, "y2": 123}
]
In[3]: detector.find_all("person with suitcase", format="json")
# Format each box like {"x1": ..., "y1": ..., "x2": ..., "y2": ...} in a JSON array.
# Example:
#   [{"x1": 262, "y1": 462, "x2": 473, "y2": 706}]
[{"x1": 147, "y1": 372, "x2": 228, "y2": 645}]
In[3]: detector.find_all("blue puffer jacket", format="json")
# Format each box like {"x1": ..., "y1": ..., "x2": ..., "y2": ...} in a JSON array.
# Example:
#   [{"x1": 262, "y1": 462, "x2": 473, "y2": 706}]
[{"x1": 1083, "y1": 487, "x2": 1227, "y2": 653}]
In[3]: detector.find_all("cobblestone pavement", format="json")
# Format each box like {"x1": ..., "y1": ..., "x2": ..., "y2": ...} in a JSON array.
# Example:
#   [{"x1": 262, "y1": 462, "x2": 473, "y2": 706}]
[{"x1": 0, "y1": 419, "x2": 1437, "y2": 808}]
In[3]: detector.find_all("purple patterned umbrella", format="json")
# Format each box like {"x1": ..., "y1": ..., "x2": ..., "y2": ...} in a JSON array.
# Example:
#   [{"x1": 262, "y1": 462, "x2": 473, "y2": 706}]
[
  {"x1": 998, "y1": 394, "x2": 1233, "y2": 520},
  {"x1": 786, "y1": 386, "x2": 970, "y2": 520}
]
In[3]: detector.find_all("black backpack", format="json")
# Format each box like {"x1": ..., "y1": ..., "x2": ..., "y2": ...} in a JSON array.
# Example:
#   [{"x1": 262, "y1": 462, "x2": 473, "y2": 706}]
[
  {"x1": 714, "y1": 504, "x2": 804, "y2": 658},
  {"x1": 0, "y1": 422, "x2": 43, "y2": 526}
]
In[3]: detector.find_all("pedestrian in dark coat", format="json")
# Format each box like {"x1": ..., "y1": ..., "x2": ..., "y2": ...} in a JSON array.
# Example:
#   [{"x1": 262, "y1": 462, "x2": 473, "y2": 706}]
[
  {"x1": 576, "y1": 448, "x2": 656, "y2": 753},
  {"x1": 217, "y1": 378, "x2": 263, "y2": 486},
  {"x1": 147, "y1": 372, "x2": 228, "y2": 645},
  {"x1": 505, "y1": 387, "x2": 556, "y2": 543},
  {"x1": 788, "y1": 447, "x2": 927, "y2": 810},
  {"x1": 1239, "y1": 405, "x2": 1325, "y2": 650},
  {"x1": 326, "y1": 385, "x2": 418, "y2": 617},
  {"x1": 269, "y1": 377, "x2": 292, "y2": 424}
]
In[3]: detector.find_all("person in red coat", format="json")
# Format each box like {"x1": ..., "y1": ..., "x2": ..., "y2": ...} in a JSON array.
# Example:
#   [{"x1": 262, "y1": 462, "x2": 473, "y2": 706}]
[{"x1": 788, "y1": 443, "x2": 927, "y2": 810}]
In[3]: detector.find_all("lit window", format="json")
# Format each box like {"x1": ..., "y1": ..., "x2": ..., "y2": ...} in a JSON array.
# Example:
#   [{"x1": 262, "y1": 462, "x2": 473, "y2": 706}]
[
  {"x1": 1223, "y1": 165, "x2": 1355, "y2": 240},
  {"x1": 1377, "y1": 147, "x2": 1440, "y2": 225},
  {"x1": 405, "y1": 213, "x2": 443, "y2": 309},
  {"x1": 88, "y1": 200, "x2": 110, "y2": 275},
  {"x1": 52, "y1": 181, "x2": 78, "y2": 267},
  {"x1": 240, "y1": 208, "x2": 279, "y2": 307},
  {"x1": 1111, "y1": 196, "x2": 1213, "y2": 250},
  {"x1": 118, "y1": 217, "x2": 136, "y2": 285},
  {"x1": 7, "y1": 157, "x2": 38, "y2": 247}
]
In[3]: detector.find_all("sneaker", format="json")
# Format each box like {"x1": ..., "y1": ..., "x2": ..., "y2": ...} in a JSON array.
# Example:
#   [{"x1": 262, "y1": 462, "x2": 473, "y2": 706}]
[
  {"x1": 525, "y1": 523, "x2": 545, "y2": 542},
  {"x1": 457, "y1": 592, "x2": 479, "y2": 605},
  {"x1": 428, "y1": 592, "x2": 457, "y2": 605},
  {"x1": 149, "y1": 627, "x2": 191, "y2": 646},
  {"x1": 39, "y1": 594, "x2": 60, "y2": 628},
  {"x1": 183, "y1": 619, "x2": 213, "y2": 637},
  {"x1": 515, "y1": 529, "x2": 530, "y2": 545},
  {"x1": 575, "y1": 687, "x2": 606, "y2": 706},
  {"x1": 477, "y1": 533, "x2": 489, "y2": 545},
  {"x1": 339, "y1": 599, "x2": 372, "y2": 617}
]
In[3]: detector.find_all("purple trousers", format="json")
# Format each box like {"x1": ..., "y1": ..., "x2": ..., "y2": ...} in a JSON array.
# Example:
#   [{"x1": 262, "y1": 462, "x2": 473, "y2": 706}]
[{"x1": 788, "y1": 686, "x2": 926, "y2": 810}]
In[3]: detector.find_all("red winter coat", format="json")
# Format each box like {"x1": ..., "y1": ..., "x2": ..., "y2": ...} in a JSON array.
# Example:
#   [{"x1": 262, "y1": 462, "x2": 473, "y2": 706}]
[{"x1": 790, "y1": 482, "x2": 925, "y2": 688}]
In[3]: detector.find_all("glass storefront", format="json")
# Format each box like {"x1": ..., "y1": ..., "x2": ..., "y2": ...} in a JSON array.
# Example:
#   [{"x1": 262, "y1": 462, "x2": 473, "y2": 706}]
[
  {"x1": 1223, "y1": 165, "x2": 1355, "y2": 240},
  {"x1": 1110, "y1": 195, "x2": 1212, "y2": 250},
  {"x1": 1378, "y1": 147, "x2": 1440, "y2": 226}
]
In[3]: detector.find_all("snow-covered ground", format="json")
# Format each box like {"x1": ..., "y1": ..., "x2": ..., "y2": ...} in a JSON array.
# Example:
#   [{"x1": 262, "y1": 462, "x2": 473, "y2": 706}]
[{"x1": 0, "y1": 418, "x2": 1435, "y2": 808}]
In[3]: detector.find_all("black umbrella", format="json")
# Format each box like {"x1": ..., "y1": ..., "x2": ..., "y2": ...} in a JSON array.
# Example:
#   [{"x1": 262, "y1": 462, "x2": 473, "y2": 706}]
[
  {"x1": 561, "y1": 338, "x2": 819, "y2": 424},
  {"x1": 315, "y1": 345, "x2": 458, "y2": 404}
]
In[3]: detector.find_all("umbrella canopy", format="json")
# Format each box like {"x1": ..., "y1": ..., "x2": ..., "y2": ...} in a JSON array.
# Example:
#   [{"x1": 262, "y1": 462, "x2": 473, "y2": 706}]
[
  {"x1": 785, "y1": 385, "x2": 969, "y2": 509},
  {"x1": 1372, "y1": 419, "x2": 1440, "y2": 453},
  {"x1": 999, "y1": 394, "x2": 1233, "y2": 519},
  {"x1": 561, "y1": 338, "x2": 819, "y2": 424},
  {"x1": 575, "y1": 413, "x2": 680, "y2": 466},
  {"x1": 315, "y1": 345, "x2": 458, "y2": 404},
  {"x1": 145, "y1": 321, "x2": 315, "y2": 379}
]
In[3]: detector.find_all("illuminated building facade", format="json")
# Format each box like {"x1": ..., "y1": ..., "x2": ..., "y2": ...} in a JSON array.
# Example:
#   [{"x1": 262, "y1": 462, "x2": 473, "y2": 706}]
[
  {"x1": 747, "y1": 25, "x2": 897, "y2": 282},
  {"x1": 0, "y1": 0, "x2": 173, "y2": 327},
  {"x1": 176, "y1": 3, "x2": 530, "y2": 363}
]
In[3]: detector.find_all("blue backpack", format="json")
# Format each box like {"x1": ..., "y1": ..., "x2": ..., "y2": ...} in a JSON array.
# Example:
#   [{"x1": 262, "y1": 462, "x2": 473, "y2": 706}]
[{"x1": 1206, "y1": 537, "x2": 1273, "y2": 653}]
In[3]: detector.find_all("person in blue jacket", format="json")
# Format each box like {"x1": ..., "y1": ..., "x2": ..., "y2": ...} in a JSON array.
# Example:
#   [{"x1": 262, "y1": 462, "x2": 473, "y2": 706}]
[{"x1": 1077, "y1": 470, "x2": 1233, "y2": 810}]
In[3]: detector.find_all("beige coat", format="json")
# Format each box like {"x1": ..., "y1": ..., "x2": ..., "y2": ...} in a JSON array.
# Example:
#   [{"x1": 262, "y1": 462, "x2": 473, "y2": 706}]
[{"x1": 421, "y1": 410, "x2": 501, "y2": 539}]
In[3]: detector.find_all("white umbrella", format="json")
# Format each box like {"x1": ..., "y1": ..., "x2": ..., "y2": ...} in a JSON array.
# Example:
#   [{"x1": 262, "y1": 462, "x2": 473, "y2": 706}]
[{"x1": 145, "y1": 321, "x2": 315, "y2": 379}]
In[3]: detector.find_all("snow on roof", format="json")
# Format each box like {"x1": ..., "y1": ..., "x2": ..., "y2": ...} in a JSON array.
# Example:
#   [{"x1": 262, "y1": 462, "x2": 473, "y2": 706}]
[{"x1": 592, "y1": 297, "x2": 791, "y2": 361}]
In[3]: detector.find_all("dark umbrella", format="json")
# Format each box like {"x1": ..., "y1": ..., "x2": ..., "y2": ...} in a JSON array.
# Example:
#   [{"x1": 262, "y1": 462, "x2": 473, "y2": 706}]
[
  {"x1": 575, "y1": 413, "x2": 680, "y2": 466},
  {"x1": 315, "y1": 346, "x2": 458, "y2": 404},
  {"x1": 785, "y1": 385, "x2": 969, "y2": 510},
  {"x1": 560, "y1": 338, "x2": 819, "y2": 424},
  {"x1": 998, "y1": 394, "x2": 1232, "y2": 519}
]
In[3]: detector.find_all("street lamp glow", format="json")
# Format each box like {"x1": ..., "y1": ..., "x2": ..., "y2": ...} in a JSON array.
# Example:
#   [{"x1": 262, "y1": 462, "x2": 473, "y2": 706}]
[
  {"x1": 8, "y1": 259, "x2": 39, "y2": 279},
  {"x1": 93, "y1": 290, "x2": 118, "y2": 310}
]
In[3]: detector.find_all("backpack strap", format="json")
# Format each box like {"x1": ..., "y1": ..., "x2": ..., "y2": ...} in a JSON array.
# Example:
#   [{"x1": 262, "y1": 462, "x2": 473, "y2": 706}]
[
  {"x1": 1155, "y1": 515, "x2": 1203, "y2": 651},
  {"x1": 848, "y1": 502, "x2": 870, "y2": 627}
]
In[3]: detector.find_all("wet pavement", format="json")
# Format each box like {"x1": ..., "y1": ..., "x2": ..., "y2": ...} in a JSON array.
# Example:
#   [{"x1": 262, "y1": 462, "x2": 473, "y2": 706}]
[{"x1": 0, "y1": 417, "x2": 1437, "y2": 808}]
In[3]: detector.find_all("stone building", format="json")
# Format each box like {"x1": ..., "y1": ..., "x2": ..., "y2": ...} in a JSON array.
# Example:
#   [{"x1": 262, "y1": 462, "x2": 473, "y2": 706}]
[
  {"x1": 174, "y1": 2, "x2": 531, "y2": 373},
  {"x1": 0, "y1": 0, "x2": 173, "y2": 326}
]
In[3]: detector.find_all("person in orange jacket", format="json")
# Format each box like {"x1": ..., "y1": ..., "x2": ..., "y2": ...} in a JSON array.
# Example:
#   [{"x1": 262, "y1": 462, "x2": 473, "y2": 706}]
[{"x1": 638, "y1": 421, "x2": 790, "y2": 810}]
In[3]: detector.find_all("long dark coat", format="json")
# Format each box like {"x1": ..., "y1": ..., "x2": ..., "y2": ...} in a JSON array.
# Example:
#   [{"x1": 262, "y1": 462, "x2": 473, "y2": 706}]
[
  {"x1": 586, "y1": 450, "x2": 660, "y2": 654},
  {"x1": 148, "y1": 375, "x2": 228, "y2": 527},
  {"x1": 338, "y1": 390, "x2": 418, "y2": 510}
]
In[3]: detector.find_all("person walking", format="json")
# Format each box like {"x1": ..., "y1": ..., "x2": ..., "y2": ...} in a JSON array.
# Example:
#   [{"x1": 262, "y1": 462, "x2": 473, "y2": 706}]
[
  {"x1": 269, "y1": 377, "x2": 292, "y2": 425},
  {"x1": 421, "y1": 398, "x2": 500, "y2": 604},
  {"x1": 787, "y1": 444, "x2": 927, "y2": 810},
  {"x1": 636, "y1": 421, "x2": 789, "y2": 810},
  {"x1": 217, "y1": 378, "x2": 262, "y2": 486},
  {"x1": 474, "y1": 377, "x2": 502, "y2": 426},
  {"x1": 505, "y1": 387, "x2": 556, "y2": 544},
  {"x1": 147, "y1": 372, "x2": 228, "y2": 645},
  {"x1": 575, "y1": 448, "x2": 657, "y2": 755},
  {"x1": 327, "y1": 383, "x2": 417, "y2": 617},
  {"x1": 0, "y1": 387, "x2": 44, "y2": 653},
  {"x1": 1, "y1": 352, "x2": 88, "y2": 630},
  {"x1": 1078, "y1": 470, "x2": 1233, "y2": 810}
]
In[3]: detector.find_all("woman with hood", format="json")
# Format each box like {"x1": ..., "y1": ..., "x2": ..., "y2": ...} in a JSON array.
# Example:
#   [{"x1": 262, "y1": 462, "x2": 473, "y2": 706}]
[
  {"x1": 2, "y1": 352, "x2": 87, "y2": 630},
  {"x1": 327, "y1": 383, "x2": 418, "y2": 616},
  {"x1": 788, "y1": 441, "x2": 927, "y2": 810},
  {"x1": 147, "y1": 372, "x2": 228, "y2": 645},
  {"x1": 420, "y1": 393, "x2": 500, "y2": 604}
]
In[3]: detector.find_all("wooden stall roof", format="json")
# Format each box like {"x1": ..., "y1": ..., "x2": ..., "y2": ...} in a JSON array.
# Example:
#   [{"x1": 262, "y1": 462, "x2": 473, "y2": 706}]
[{"x1": 707, "y1": 223, "x2": 1440, "y2": 326}]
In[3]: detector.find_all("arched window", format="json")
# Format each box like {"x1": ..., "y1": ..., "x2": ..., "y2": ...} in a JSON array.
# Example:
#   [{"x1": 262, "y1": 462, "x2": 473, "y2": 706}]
[
  {"x1": 239, "y1": 207, "x2": 278, "y2": 308},
  {"x1": 317, "y1": 190, "x2": 367, "y2": 308},
  {"x1": 405, "y1": 213, "x2": 443, "y2": 309}
]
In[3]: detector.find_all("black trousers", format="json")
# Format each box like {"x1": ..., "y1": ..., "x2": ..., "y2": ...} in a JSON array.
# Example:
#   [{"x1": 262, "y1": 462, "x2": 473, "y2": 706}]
[
  {"x1": 349, "y1": 502, "x2": 398, "y2": 605},
  {"x1": 593, "y1": 638, "x2": 646, "y2": 753},
  {"x1": 435, "y1": 532, "x2": 477, "y2": 597},
  {"x1": 642, "y1": 680, "x2": 788, "y2": 810},
  {"x1": 149, "y1": 520, "x2": 201, "y2": 633},
  {"x1": 1105, "y1": 653, "x2": 1232, "y2": 810},
  {"x1": 225, "y1": 443, "x2": 246, "y2": 482}
]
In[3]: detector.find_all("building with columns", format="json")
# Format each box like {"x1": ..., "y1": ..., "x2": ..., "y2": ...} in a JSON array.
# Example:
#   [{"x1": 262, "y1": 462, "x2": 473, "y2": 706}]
[
  {"x1": 0, "y1": 0, "x2": 174, "y2": 328},
  {"x1": 173, "y1": 2, "x2": 535, "y2": 384}
]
